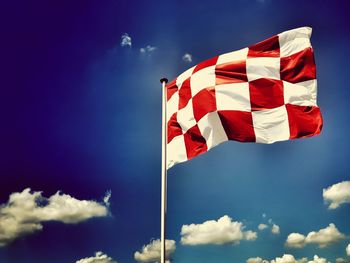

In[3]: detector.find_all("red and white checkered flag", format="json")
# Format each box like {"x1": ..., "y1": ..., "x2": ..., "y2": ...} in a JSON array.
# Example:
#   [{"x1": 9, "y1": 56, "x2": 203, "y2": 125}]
[{"x1": 166, "y1": 27, "x2": 323, "y2": 169}]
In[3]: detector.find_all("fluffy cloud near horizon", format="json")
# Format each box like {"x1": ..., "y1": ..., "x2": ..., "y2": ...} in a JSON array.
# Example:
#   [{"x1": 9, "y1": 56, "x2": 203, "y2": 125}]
[
  {"x1": 285, "y1": 223, "x2": 345, "y2": 248},
  {"x1": 120, "y1": 33, "x2": 132, "y2": 47},
  {"x1": 76, "y1": 251, "x2": 117, "y2": 263},
  {"x1": 323, "y1": 181, "x2": 350, "y2": 209},
  {"x1": 247, "y1": 254, "x2": 330, "y2": 263},
  {"x1": 134, "y1": 239, "x2": 175, "y2": 263},
  {"x1": 180, "y1": 215, "x2": 257, "y2": 246},
  {"x1": 347, "y1": 243, "x2": 350, "y2": 256},
  {"x1": 0, "y1": 188, "x2": 109, "y2": 246}
]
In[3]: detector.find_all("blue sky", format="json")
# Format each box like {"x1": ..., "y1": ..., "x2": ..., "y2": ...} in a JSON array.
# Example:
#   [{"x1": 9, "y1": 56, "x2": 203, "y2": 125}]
[{"x1": 1, "y1": 0, "x2": 350, "y2": 262}]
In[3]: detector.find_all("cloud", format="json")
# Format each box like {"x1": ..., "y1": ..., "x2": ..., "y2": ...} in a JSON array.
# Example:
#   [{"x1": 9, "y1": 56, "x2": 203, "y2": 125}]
[
  {"x1": 120, "y1": 33, "x2": 132, "y2": 47},
  {"x1": 336, "y1": 258, "x2": 347, "y2": 263},
  {"x1": 247, "y1": 254, "x2": 307, "y2": 263},
  {"x1": 285, "y1": 224, "x2": 345, "y2": 248},
  {"x1": 134, "y1": 239, "x2": 176, "y2": 263},
  {"x1": 0, "y1": 188, "x2": 109, "y2": 246},
  {"x1": 323, "y1": 181, "x2": 350, "y2": 209},
  {"x1": 247, "y1": 257, "x2": 269, "y2": 263},
  {"x1": 286, "y1": 233, "x2": 306, "y2": 248},
  {"x1": 180, "y1": 215, "x2": 257, "y2": 245},
  {"x1": 103, "y1": 190, "x2": 112, "y2": 207},
  {"x1": 307, "y1": 255, "x2": 327, "y2": 263},
  {"x1": 347, "y1": 243, "x2": 350, "y2": 256},
  {"x1": 140, "y1": 45, "x2": 157, "y2": 54},
  {"x1": 247, "y1": 254, "x2": 332, "y2": 263},
  {"x1": 182, "y1": 53, "x2": 193, "y2": 63},
  {"x1": 259, "y1": 224, "x2": 268, "y2": 231},
  {"x1": 271, "y1": 224, "x2": 280, "y2": 235},
  {"x1": 76, "y1": 251, "x2": 117, "y2": 263}
]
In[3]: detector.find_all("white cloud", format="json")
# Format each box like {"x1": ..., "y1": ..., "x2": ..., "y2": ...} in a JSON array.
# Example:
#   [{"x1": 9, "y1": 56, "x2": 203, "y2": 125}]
[
  {"x1": 180, "y1": 215, "x2": 257, "y2": 245},
  {"x1": 134, "y1": 239, "x2": 176, "y2": 263},
  {"x1": 323, "y1": 181, "x2": 350, "y2": 209},
  {"x1": 285, "y1": 224, "x2": 345, "y2": 248},
  {"x1": 103, "y1": 190, "x2": 112, "y2": 207},
  {"x1": 247, "y1": 255, "x2": 332, "y2": 263},
  {"x1": 336, "y1": 258, "x2": 347, "y2": 263},
  {"x1": 0, "y1": 188, "x2": 109, "y2": 246},
  {"x1": 76, "y1": 251, "x2": 117, "y2": 263},
  {"x1": 271, "y1": 224, "x2": 280, "y2": 235},
  {"x1": 307, "y1": 255, "x2": 327, "y2": 263},
  {"x1": 120, "y1": 33, "x2": 132, "y2": 47},
  {"x1": 286, "y1": 233, "x2": 306, "y2": 248},
  {"x1": 347, "y1": 243, "x2": 350, "y2": 256},
  {"x1": 247, "y1": 254, "x2": 307, "y2": 263},
  {"x1": 247, "y1": 257, "x2": 268, "y2": 263},
  {"x1": 271, "y1": 254, "x2": 307, "y2": 263},
  {"x1": 140, "y1": 45, "x2": 157, "y2": 54},
  {"x1": 182, "y1": 53, "x2": 193, "y2": 63},
  {"x1": 259, "y1": 224, "x2": 268, "y2": 231}
]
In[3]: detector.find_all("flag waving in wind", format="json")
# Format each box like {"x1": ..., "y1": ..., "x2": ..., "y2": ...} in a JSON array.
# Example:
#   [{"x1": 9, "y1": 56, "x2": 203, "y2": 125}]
[{"x1": 166, "y1": 27, "x2": 323, "y2": 169}]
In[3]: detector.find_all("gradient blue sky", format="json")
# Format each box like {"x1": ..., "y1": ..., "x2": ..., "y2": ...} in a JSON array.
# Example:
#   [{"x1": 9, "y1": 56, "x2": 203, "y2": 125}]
[{"x1": 1, "y1": 0, "x2": 350, "y2": 262}]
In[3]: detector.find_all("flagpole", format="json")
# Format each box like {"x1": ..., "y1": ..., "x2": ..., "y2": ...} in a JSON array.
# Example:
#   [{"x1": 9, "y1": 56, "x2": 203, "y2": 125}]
[{"x1": 160, "y1": 77, "x2": 168, "y2": 263}]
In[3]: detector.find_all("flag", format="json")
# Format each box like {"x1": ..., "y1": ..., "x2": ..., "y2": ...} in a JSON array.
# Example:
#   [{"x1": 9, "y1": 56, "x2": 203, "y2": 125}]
[{"x1": 166, "y1": 27, "x2": 323, "y2": 169}]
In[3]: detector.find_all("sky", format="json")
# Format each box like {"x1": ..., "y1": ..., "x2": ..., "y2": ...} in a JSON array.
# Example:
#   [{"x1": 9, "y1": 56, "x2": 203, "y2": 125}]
[{"x1": 1, "y1": 0, "x2": 350, "y2": 262}]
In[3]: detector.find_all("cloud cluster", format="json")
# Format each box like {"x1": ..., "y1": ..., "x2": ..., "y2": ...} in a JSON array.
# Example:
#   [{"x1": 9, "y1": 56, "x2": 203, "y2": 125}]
[
  {"x1": 120, "y1": 33, "x2": 132, "y2": 47},
  {"x1": 285, "y1": 224, "x2": 345, "y2": 248},
  {"x1": 347, "y1": 243, "x2": 350, "y2": 256},
  {"x1": 323, "y1": 181, "x2": 350, "y2": 209},
  {"x1": 182, "y1": 53, "x2": 193, "y2": 63},
  {"x1": 0, "y1": 188, "x2": 109, "y2": 246},
  {"x1": 180, "y1": 215, "x2": 257, "y2": 245},
  {"x1": 258, "y1": 217, "x2": 280, "y2": 235},
  {"x1": 134, "y1": 239, "x2": 176, "y2": 263},
  {"x1": 247, "y1": 254, "x2": 330, "y2": 263},
  {"x1": 76, "y1": 251, "x2": 117, "y2": 263}
]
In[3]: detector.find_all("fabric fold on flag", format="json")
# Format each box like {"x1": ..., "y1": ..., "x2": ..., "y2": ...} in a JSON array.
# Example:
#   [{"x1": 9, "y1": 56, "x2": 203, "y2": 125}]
[{"x1": 166, "y1": 27, "x2": 323, "y2": 169}]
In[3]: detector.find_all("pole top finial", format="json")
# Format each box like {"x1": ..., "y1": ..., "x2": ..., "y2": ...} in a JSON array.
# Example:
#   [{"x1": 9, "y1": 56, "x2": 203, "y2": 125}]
[{"x1": 160, "y1": 78, "x2": 168, "y2": 84}]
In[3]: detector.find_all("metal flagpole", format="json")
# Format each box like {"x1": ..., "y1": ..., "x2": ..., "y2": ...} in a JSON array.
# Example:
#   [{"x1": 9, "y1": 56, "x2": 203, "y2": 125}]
[{"x1": 160, "y1": 77, "x2": 168, "y2": 263}]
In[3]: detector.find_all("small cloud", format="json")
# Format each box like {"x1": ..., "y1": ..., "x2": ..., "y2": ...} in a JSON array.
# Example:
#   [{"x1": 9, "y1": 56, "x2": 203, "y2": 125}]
[
  {"x1": 285, "y1": 223, "x2": 345, "y2": 248},
  {"x1": 0, "y1": 188, "x2": 109, "y2": 246},
  {"x1": 323, "y1": 181, "x2": 350, "y2": 209},
  {"x1": 140, "y1": 45, "x2": 157, "y2": 54},
  {"x1": 245, "y1": 230, "x2": 258, "y2": 241},
  {"x1": 258, "y1": 224, "x2": 268, "y2": 231},
  {"x1": 262, "y1": 213, "x2": 267, "y2": 218},
  {"x1": 180, "y1": 215, "x2": 257, "y2": 246},
  {"x1": 347, "y1": 243, "x2": 350, "y2": 256},
  {"x1": 268, "y1": 219, "x2": 273, "y2": 224},
  {"x1": 271, "y1": 224, "x2": 280, "y2": 235},
  {"x1": 134, "y1": 239, "x2": 175, "y2": 263},
  {"x1": 103, "y1": 190, "x2": 112, "y2": 207},
  {"x1": 76, "y1": 251, "x2": 117, "y2": 263},
  {"x1": 336, "y1": 258, "x2": 347, "y2": 263},
  {"x1": 121, "y1": 33, "x2": 132, "y2": 47},
  {"x1": 182, "y1": 53, "x2": 193, "y2": 63}
]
